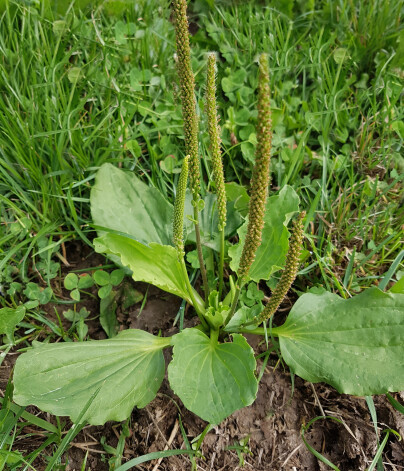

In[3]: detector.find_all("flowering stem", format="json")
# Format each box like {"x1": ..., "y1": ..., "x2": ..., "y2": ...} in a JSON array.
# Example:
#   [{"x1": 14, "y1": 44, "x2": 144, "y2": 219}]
[
  {"x1": 172, "y1": 0, "x2": 209, "y2": 302},
  {"x1": 237, "y1": 54, "x2": 272, "y2": 282},
  {"x1": 224, "y1": 279, "x2": 243, "y2": 326},
  {"x1": 206, "y1": 52, "x2": 227, "y2": 299},
  {"x1": 218, "y1": 228, "x2": 225, "y2": 298},
  {"x1": 224, "y1": 54, "x2": 272, "y2": 325},
  {"x1": 194, "y1": 208, "x2": 209, "y2": 304},
  {"x1": 173, "y1": 156, "x2": 207, "y2": 325},
  {"x1": 227, "y1": 327, "x2": 282, "y2": 337},
  {"x1": 180, "y1": 257, "x2": 208, "y2": 328},
  {"x1": 248, "y1": 211, "x2": 306, "y2": 325}
]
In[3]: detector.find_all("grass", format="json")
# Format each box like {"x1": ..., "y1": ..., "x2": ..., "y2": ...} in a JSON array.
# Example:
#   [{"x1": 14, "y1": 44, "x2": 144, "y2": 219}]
[
  {"x1": 1, "y1": 0, "x2": 402, "y2": 294},
  {"x1": 0, "y1": 0, "x2": 403, "y2": 469}
]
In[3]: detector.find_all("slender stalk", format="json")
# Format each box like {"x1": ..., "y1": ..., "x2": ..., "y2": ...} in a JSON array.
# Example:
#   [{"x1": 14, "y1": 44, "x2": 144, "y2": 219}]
[
  {"x1": 224, "y1": 281, "x2": 242, "y2": 326},
  {"x1": 194, "y1": 206, "x2": 209, "y2": 304},
  {"x1": 210, "y1": 327, "x2": 219, "y2": 345},
  {"x1": 228, "y1": 327, "x2": 281, "y2": 336},
  {"x1": 218, "y1": 228, "x2": 225, "y2": 298},
  {"x1": 180, "y1": 258, "x2": 208, "y2": 328},
  {"x1": 172, "y1": 0, "x2": 209, "y2": 300},
  {"x1": 206, "y1": 53, "x2": 227, "y2": 299}
]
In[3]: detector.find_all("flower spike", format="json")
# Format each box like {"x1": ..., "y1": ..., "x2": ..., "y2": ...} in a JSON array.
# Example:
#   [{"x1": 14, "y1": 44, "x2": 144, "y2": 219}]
[
  {"x1": 252, "y1": 211, "x2": 306, "y2": 324},
  {"x1": 173, "y1": 156, "x2": 189, "y2": 259},
  {"x1": 206, "y1": 52, "x2": 226, "y2": 231},
  {"x1": 172, "y1": 0, "x2": 200, "y2": 197},
  {"x1": 237, "y1": 53, "x2": 272, "y2": 282},
  {"x1": 172, "y1": 0, "x2": 209, "y2": 300}
]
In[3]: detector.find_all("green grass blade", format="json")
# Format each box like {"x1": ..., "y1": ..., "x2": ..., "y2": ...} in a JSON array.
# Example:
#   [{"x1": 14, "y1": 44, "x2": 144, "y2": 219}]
[
  {"x1": 366, "y1": 429, "x2": 401, "y2": 471},
  {"x1": 0, "y1": 398, "x2": 58, "y2": 435},
  {"x1": 386, "y1": 393, "x2": 404, "y2": 414},
  {"x1": 115, "y1": 449, "x2": 196, "y2": 471},
  {"x1": 301, "y1": 416, "x2": 344, "y2": 471},
  {"x1": 379, "y1": 250, "x2": 404, "y2": 291},
  {"x1": 43, "y1": 386, "x2": 101, "y2": 471},
  {"x1": 365, "y1": 396, "x2": 383, "y2": 471}
]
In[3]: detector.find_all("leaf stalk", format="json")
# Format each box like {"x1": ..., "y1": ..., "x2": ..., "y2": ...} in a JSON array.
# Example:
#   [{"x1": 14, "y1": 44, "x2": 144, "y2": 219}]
[{"x1": 180, "y1": 257, "x2": 208, "y2": 328}]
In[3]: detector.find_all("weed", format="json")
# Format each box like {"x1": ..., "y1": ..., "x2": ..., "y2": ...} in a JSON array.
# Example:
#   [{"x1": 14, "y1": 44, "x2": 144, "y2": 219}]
[
  {"x1": 1, "y1": 0, "x2": 403, "y2": 468},
  {"x1": 12, "y1": 0, "x2": 404, "y2": 446}
]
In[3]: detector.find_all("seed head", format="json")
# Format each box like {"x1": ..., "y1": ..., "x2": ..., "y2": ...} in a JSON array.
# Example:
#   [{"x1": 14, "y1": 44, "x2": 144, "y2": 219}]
[
  {"x1": 206, "y1": 53, "x2": 226, "y2": 231},
  {"x1": 173, "y1": 156, "x2": 189, "y2": 258},
  {"x1": 172, "y1": 0, "x2": 200, "y2": 198},
  {"x1": 238, "y1": 53, "x2": 272, "y2": 281},
  {"x1": 253, "y1": 211, "x2": 305, "y2": 324}
]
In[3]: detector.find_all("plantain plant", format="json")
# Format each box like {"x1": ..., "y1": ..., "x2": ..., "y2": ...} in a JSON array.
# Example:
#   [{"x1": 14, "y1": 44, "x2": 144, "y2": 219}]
[{"x1": 13, "y1": 0, "x2": 404, "y2": 433}]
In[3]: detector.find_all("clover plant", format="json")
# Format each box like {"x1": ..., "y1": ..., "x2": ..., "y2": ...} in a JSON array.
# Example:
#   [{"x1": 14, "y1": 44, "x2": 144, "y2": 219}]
[
  {"x1": 63, "y1": 268, "x2": 141, "y2": 338},
  {"x1": 13, "y1": 0, "x2": 404, "y2": 431}
]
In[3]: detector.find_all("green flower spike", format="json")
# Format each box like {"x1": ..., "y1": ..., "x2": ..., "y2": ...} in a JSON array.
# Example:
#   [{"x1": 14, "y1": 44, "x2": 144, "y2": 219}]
[
  {"x1": 172, "y1": 0, "x2": 209, "y2": 301},
  {"x1": 172, "y1": 0, "x2": 200, "y2": 197},
  {"x1": 173, "y1": 156, "x2": 189, "y2": 259},
  {"x1": 206, "y1": 52, "x2": 226, "y2": 231},
  {"x1": 252, "y1": 211, "x2": 305, "y2": 325},
  {"x1": 206, "y1": 52, "x2": 227, "y2": 297},
  {"x1": 173, "y1": 157, "x2": 207, "y2": 324},
  {"x1": 238, "y1": 53, "x2": 272, "y2": 282}
]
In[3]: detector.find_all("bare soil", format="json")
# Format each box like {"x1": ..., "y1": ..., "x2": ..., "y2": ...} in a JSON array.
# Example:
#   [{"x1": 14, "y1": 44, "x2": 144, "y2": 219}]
[{"x1": 1, "y1": 241, "x2": 403, "y2": 470}]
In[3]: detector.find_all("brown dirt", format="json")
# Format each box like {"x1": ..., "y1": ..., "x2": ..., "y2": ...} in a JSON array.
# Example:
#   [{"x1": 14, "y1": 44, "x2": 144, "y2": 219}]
[{"x1": 1, "y1": 242, "x2": 404, "y2": 470}]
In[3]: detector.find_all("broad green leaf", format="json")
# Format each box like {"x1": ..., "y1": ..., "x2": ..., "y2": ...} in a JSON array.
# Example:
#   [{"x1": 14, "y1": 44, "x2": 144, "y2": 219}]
[
  {"x1": 168, "y1": 329, "x2": 257, "y2": 424},
  {"x1": 94, "y1": 234, "x2": 202, "y2": 309},
  {"x1": 229, "y1": 185, "x2": 299, "y2": 282},
  {"x1": 0, "y1": 306, "x2": 26, "y2": 343},
  {"x1": 13, "y1": 330, "x2": 171, "y2": 425},
  {"x1": 91, "y1": 163, "x2": 173, "y2": 246},
  {"x1": 225, "y1": 182, "x2": 249, "y2": 217},
  {"x1": 276, "y1": 288, "x2": 404, "y2": 396},
  {"x1": 91, "y1": 165, "x2": 243, "y2": 254}
]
